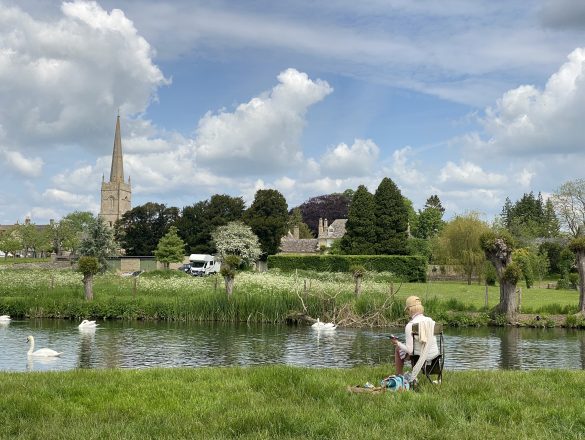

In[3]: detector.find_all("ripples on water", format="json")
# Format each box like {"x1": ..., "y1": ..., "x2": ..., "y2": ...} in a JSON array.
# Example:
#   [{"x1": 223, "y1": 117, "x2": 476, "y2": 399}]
[{"x1": 1, "y1": 320, "x2": 584, "y2": 372}]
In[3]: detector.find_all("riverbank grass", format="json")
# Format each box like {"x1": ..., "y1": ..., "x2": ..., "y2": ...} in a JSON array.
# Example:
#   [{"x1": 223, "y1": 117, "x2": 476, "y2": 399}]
[
  {"x1": 0, "y1": 268, "x2": 581, "y2": 325},
  {"x1": 1, "y1": 367, "x2": 584, "y2": 439}
]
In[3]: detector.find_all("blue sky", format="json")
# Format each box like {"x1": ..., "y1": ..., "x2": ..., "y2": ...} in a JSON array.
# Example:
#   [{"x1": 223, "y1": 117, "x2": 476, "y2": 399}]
[{"x1": 1, "y1": 0, "x2": 585, "y2": 225}]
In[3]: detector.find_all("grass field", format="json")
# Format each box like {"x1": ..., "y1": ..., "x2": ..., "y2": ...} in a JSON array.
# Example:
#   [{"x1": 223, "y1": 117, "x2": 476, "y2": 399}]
[{"x1": 0, "y1": 366, "x2": 584, "y2": 439}]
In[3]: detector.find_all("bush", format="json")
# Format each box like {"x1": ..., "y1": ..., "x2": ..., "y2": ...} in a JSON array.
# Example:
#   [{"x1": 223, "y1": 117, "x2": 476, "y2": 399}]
[
  {"x1": 267, "y1": 254, "x2": 427, "y2": 281},
  {"x1": 483, "y1": 261, "x2": 497, "y2": 286}
]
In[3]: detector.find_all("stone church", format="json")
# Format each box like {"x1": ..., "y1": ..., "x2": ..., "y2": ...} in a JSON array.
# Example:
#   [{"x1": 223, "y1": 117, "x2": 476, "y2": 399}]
[{"x1": 99, "y1": 115, "x2": 131, "y2": 227}]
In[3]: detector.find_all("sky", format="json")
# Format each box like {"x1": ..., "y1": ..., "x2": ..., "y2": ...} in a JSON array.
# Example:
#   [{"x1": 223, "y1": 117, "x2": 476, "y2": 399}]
[{"x1": 1, "y1": 0, "x2": 585, "y2": 225}]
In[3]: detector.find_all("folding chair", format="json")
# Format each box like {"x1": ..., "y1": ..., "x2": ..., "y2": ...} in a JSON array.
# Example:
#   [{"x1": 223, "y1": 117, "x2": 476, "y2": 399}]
[{"x1": 410, "y1": 322, "x2": 444, "y2": 384}]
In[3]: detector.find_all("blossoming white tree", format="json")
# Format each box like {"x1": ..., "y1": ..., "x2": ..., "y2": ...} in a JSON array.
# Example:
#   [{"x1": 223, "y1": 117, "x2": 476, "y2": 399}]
[
  {"x1": 212, "y1": 222, "x2": 262, "y2": 297},
  {"x1": 211, "y1": 221, "x2": 262, "y2": 267}
]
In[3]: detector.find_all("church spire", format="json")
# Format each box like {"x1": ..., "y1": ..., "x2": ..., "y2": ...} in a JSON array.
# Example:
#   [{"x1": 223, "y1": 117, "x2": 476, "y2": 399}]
[{"x1": 109, "y1": 115, "x2": 124, "y2": 183}]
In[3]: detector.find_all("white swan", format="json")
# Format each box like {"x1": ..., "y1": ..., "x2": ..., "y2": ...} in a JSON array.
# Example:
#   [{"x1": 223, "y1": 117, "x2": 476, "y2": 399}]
[
  {"x1": 311, "y1": 318, "x2": 337, "y2": 330},
  {"x1": 78, "y1": 319, "x2": 98, "y2": 329},
  {"x1": 0, "y1": 315, "x2": 11, "y2": 322},
  {"x1": 26, "y1": 335, "x2": 63, "y2": 357}
]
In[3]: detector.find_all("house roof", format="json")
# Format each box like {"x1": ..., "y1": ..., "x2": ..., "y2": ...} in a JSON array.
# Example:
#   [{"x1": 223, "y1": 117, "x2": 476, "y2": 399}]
[
  {"x1": 326, "y1": 219, "x2": 347, "y2": 239},
  {"x1": 279, "y1": 238, "x2": 319, "y2": 253}
]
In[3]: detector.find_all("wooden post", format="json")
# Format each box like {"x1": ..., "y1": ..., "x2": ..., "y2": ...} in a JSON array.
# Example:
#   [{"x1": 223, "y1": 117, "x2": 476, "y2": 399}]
[
  {"x1": 304, "y1": 279, "x2": 307, "y2": 297},
  {"x1": 517, "y1": 287, "x2": 522, "y2": 313},
  {"x1": 133, "y1": 277, "x2": 137, "y2": 297},
  {"x1": 214, "y1": 276, "x2": 218, "y2": 292},
  {"x1": 50, "y1": 275, "x2": 55, "y2": 290},
  {"x1": 484, "y1": 284, "x2": 488, "y2": 309}
]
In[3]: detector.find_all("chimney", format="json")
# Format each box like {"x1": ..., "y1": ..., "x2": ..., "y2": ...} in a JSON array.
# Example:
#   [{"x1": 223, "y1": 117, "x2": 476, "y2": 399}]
[
  {"x1": 318, "y1": 218, "x2": 323, "y2": 237},
  {"x1": 293, "y1": 225, "x2": 299, "y2": 240},
  {"x1": 324, "y1": 218, "x2": 328, "y2": 234}
]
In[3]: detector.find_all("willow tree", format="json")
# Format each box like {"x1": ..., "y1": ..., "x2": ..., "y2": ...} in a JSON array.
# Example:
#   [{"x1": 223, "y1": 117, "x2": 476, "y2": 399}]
[
  {"x1": 480, "y1": 230, "x2": 522, "y2": 319},
  {"x1": 436, "y1": 213, "x2": 490, "y2": 284}
]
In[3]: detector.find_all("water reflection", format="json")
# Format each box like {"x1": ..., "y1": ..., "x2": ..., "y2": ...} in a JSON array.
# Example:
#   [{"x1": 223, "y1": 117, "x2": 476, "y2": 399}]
[{"x1": 0, "y1": 319, "x2": 584, "y2": 372}]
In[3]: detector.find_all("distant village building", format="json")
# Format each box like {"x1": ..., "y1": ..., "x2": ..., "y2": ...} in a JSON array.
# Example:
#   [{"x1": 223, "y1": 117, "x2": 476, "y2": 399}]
[
  {"x1": 99, "y1": 115, "x2": 131, "y2": 227},
  {"x1": 279, "y1": 217, "x2": 347, "y2": 254}
]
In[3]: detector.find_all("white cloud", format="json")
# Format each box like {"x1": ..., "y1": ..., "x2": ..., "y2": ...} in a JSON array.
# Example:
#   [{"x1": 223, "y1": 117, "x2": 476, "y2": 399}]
[
  {"x1": 0, "y1": 1, "x2": 168, "y2": 150},
  {"x1": 320, "y1": 139, "x2": 379, "y2": 178},
  {"x1": 516, "y1": 168, "x2": 535, "y2": 188},
  {"x1": 195, "y1": 68, "x2": 332, "y2": 176},
  {"x1": 391, "y1": 146, "x2": 425, "y2": 186},
  {"x1": 439, "y1": 161, "x2": 507, "y2": 187},
  {"x1": 42, "y1": 188, "x2": 97, "y2": 210},
  {"x1": 468, "y1": 48, "x2": 585, "y2": 156},
  {"x1": 0, "y1": 149, "x2": 43, "y2": 177}
]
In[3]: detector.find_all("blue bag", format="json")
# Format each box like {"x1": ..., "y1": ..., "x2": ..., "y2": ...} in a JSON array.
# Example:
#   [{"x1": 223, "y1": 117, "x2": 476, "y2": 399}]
[{"x1": 381, "y1": 374, "x2": 411, "y2": 391}]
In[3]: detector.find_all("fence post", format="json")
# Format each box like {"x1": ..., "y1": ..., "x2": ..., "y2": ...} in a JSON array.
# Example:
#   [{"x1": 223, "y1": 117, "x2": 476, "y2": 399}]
[
  {"x1": 484, "y1": 284, "x2": 488, "y2": 309},
  {"x1": 517, "y1": 287, "x2": 522, "y2": 313},
  {"x1": 51, "y1": 275, "x2": 55, "y2": 290},
  {"x1": 133, "y1": 277, "x2": 137, "y2": 297}
]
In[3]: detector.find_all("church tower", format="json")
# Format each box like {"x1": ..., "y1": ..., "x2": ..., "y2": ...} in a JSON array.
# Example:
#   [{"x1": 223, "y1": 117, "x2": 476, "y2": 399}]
[{"x1": 99, "y1": 115, "x2": 131, "y2": 227}]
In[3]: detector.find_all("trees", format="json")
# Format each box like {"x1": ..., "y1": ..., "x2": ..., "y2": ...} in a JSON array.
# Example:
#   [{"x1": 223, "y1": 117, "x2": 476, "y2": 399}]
[
  {"x1": 220, "y1": 254, "x2": 241, "y2": 297},
  {"x1": 0, "y1": 228, "x2": 21, "y2": 258},
  {"x1": 436, "y1": 213, "x2": 490, "y2": 284},
  {"x1": 55, "y1": 211, "x2": 94, "y2": 256},
  {"x1": 79, "y1": 216, "x2": 117, "y2": 272},
  {"x1": 413, "y1": 195, "x2": 445, "y2": 240},
  {"x1": 568, "y1": 237, "x2": 585, "y2": 314},
  {"x1": 77, "y1": 256, "x2": 99, "y2": 301},
  {"x1": 286, "y1": 208, "x2": 314, "y2": 238},
  {"x1": 154, "y1": 226, "x2": 186, "y2": 270},
  {"x1": 551, "y1": 179, "x2": 585, "y2": 237},
  {"x1": 244, "y1": 189, "x2": 288, "y2": 259},
  {"x1": 175, "y1": 195, "x2": 245, "y2": 254},
  {"x1": 115, "y1": 202, "x2": 180, "y2": 256},
  {"x1": 374, "y1": 177, "x2": 409, "y2": 255},
  {"x1": 340, "y1": 185, "x2": 376, "y2": 255},
  {"x1": 295, "y1": 193, "x2": 351, "y2": 236},
  {"x1": 500, "y1": 192, "x2": 560, "y2": 241},
  {"x1": 480, "y1": 230, "x2": 521, "y2": 319},
  {"x1": 211, "y1": 221, "x2": 262, "y2": 267}
]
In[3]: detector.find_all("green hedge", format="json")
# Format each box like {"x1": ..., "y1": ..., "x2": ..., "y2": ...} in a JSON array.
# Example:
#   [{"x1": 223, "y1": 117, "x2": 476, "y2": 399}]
[{"x1": 267, "y1": 254, "x2": 427, "y2": 282}]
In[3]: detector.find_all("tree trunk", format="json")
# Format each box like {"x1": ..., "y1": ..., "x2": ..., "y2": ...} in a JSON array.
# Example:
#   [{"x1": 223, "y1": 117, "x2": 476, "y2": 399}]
[
  {"x1": 487, "y1": 253, "x2": 518, "y2": 321},
  {"x1": 354, "y1": 276, "x2": 362, "y2": 296},
  {"x1": 495, "y1": 279, "x2": 517, "y2": 319},
  {"x1": 83, "y1": 274, "x2": 93, "y2": 301},
  {"x1": 224, "y1": 275, "x2": 234, "y2": 297},
  {"x1": 576, "y1": 250, "x2": 585, "y2": 314}
]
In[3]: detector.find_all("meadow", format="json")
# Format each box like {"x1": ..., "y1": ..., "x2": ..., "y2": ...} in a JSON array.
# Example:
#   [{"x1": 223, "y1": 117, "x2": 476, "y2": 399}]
[
  {"x1": 0, "y1": 267, "x2": 582, "y2": 327},
  {"x1": 0, "y1": 366, "x2": 584, "y2": 439}
]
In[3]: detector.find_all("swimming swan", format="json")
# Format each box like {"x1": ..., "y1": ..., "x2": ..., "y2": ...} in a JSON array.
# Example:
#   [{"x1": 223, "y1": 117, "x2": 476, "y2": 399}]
[
  {"x1": 311, "y1": 318, "x2": 337, "y2": 330},
  {"x1": 78, "y1": 319, "x2": 98, "y2": 329},
  {"x1": 26, "y1": 335, "x2": 63, "y2": 357},
  {"x1": 0, "y1": 315, "x2": 11, "y2": 322}
]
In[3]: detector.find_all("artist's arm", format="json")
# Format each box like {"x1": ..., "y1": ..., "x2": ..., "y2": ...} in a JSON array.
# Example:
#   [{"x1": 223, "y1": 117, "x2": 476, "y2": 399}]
[{"x1": 396, "y1": 321, "x2": 413, "y2": 355}]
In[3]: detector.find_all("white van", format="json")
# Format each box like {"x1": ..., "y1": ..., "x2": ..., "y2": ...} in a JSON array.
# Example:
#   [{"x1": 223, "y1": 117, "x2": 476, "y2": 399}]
[{"x1": 188, "y1": 254, "x2": 221, "y2": 276}]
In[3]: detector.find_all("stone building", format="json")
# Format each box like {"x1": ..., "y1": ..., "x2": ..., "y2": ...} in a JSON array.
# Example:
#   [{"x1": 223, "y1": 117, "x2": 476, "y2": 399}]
[
  {"x1": 317, "y1": 217, "x2": 347, "y2": 248},
  {"x1": 279, "y1": 217, "x2": 348, "y2": 254},
  {"x1": 99, "y1": 115, "x2": 131, "y2": 227}
]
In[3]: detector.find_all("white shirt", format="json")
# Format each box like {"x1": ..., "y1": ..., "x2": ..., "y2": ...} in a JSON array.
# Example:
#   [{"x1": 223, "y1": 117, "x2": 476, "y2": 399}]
[{"x1": 397, "y1": 313, "x2": 439, "y2": 359}]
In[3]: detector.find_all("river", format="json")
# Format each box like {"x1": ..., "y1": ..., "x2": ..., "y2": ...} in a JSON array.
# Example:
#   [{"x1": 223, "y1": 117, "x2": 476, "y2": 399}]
[{"x1": 1, "y1": 319, "x2": 584, "y2": 372}]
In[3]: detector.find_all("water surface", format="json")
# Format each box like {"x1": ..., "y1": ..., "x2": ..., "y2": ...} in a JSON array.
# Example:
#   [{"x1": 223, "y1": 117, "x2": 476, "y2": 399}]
[{"x1": 1, "y1": 319, "x2": 584, "y2": 372}]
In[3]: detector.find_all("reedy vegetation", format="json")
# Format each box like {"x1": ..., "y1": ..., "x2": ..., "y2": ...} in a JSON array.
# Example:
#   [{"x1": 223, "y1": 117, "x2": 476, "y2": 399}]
[{"x1": 0, "y1": 269, "x2": 582, "y2": 326}]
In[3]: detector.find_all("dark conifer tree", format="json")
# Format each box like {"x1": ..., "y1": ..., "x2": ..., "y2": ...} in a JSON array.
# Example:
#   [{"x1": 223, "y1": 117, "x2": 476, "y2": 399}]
[
  {"x1": 340, "y1": 185, "x2": 376, "y2": 254},
  {"x1": 373, "y1": 177, "x2": 409, "y2": 255},
  {"x1": 244, "y1": 189, "x2": 288, "y2": 260}
]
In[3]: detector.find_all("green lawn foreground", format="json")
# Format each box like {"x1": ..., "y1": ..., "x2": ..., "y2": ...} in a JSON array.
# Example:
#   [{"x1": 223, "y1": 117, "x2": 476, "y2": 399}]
[{"x1": 1, "y1": 366, "x2": 584, "y2": 439}]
